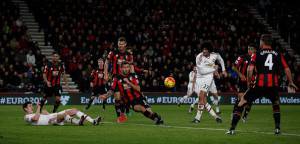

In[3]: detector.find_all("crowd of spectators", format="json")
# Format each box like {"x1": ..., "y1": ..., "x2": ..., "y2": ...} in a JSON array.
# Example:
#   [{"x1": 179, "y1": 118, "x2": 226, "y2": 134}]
[
  {"x1": 250, "y1": 0, "x2": 300, "y2": 92},
  {"x1": 0, "y1": 0, "x2": 46, "y2": 92},
  {"x1": 1, "y1": 0, "x2": 299, "y2": 92},
  {"x1": 252, "y1": 0, "x2": 299, "y2": 54}
]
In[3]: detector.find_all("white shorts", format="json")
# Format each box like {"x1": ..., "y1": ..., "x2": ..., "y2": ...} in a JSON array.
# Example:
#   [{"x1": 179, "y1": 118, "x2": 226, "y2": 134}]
[
  {"x1": 187, "y1": 83, "x2": 194, "y2": 96},
  {"x1": 36, "y1": 113, "x2": 58, "y2": 125},
  {"x1": 195, "y1": 77, "x2": 217, "y2": 94},
  {"x1": 209, "y1": 80, "x2": 218, "y2": 94}
]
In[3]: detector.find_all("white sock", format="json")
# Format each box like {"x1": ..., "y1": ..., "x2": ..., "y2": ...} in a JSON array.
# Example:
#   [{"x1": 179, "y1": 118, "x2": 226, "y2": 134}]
[
  {"x1": 205, "y1": 103, "x2": 218, "y2": 119},
  {"x1": 191, "y1": 98, "x2": 199, "y2": 108},
  {"x1": 76, "y1": 111, "x2": 94, "y2": 123},
  {"x1": 65, "y1": 115, "x2": 80, "y2": 125},
  {"x1": 215, "y1": 96, "x2": 221, "y2": 113},
  {"x1": 179, "y1": 95, "x2": 189, "y2": 103},
  {"x1": 215, "y1": 103, "x2": 220, "y2": 113},
  {"x1": 210, "y1": 96, "x2": 215, "y2": 102},
  {"x1": 194, "y1": 104, "x2": 204, "y2": 120}
]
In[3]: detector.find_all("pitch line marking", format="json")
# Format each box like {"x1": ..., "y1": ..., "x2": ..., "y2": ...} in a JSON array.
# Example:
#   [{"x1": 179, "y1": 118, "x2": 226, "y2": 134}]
[{"x1": 102, "y1": 122, "x2": 300, "y2": 137}]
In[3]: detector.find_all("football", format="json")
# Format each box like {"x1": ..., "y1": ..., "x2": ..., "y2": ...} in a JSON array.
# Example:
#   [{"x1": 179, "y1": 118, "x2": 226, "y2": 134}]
[{"x1": 164, "y1": 77, "x2": 176, "y2": 88}]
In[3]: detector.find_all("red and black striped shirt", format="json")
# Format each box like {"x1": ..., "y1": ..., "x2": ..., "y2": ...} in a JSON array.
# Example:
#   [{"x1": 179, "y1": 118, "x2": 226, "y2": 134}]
[
  {"x1": 250, "y1": 48, "x2": 288, "y2": 87},
  {"x1": 234, "y1": 54, "x2": 251, "y2": 82},
  {"x1": 43, "y1": 62, "x2": 65, "y2": 87},
  {"x1": 107, "y1": 49, "x2": 133, "y2": 75},
  {"x1": 110, "y1": 73, "x2": 141, "y2": 102},
  {"x1": 90, "y1": 68, "x2": 106, "y2": 87}
]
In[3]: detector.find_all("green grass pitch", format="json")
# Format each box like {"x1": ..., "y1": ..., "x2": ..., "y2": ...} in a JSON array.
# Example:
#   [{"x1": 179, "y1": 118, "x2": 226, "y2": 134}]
[{"x1": 0, "y1": 105, "x2": 300, "y2": 144}]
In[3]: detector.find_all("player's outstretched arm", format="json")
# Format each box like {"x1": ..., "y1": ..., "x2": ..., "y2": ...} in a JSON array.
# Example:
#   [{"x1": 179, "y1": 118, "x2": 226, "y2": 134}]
[
  {"x1": 284, "y1": 68, "x2": 298, "y2": 90},
  {"x1": 280, "y1": 54, "x2": 298, "y2": 91},
  {"x1": 191, "y1": 71, "x2": 197, "y2": 91},
  {"x1": 232, "y1": 66, "x2": 246, "y2": 81},
  {"x1": 247, "y1": 65, "x2": 255, "y2": 87},
  {"x1": 124, "y1": 78, "x2": 141, "y2": 92},
  {"x1": 43, "y1": 72, "x2": 51, "y2": 87},
  {"x1": 104, "y1": 56, "x2": 111, "y2": 81},
  {"x1": 99, "y1": 90, "x2": 114, "y2": 100},
  {"x1": 32, "y1": 102, "x2": 41, "y2": 122}
]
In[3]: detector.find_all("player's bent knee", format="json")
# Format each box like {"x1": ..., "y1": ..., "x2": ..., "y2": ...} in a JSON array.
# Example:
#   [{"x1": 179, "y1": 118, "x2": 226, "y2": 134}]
[
  {"x1": 133, "y1": 105, "x2": 145, "y2": 112},
  {"x1": 65, "y1": 109, "x2": 77, "y2": 115}
]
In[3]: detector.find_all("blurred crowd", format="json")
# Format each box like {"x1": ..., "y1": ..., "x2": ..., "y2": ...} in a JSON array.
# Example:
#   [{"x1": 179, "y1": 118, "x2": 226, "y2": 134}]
[
  {"x1": 0, "y1": 0, "x2": 46, "y2": 92},
  {"x1": 1, "y1": 0, "x2": 299, "y2": 92},
  {"x1": 252, "y1": 0, "x2": 299, "y2": 54}
]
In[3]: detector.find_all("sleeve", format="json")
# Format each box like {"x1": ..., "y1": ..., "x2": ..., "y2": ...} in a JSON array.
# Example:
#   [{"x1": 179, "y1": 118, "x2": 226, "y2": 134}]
[
  {"x1": 196, "y1": 53, "x2": 202, "y2": 66},
  {"x1": 107, "y1": 51, "x2": 114, "y2": 61},
  {"x1": 130, "y1": 74, "x2": 139, "y2": 85},
  {"x1": 133, "y1": 65, "x2": 142, "y2": 74},
  {"x1": 110, "y1": 77, "x2": 119, "y2": 92},
  {"x1": 127, "y1": 53, "x2": 134, "y2": 64},
  {"x1": 280, "y1": 54, "x2": 289, "y2": 69},
  {"x1": 43, "y1": 64, "x2": 48, "y2": 74},
  {"x1": 234, "y1": 56, "x2": 243, "y2": 67},
  {"x1": 250, "y1": 53, "x2": 256, "y2": 66},
  {"x1": 90, "y1": 70, "x2": 95, "y2": 80},
  {"x1": 188, "y1": 71, "x2": 193, "y2": 82},
  {"x1": 61, "y1": 63, "x2": 66, "y2": 73},
  {"x1": 216, "y1": 54, "x2": 226, "y2": 71},
  {"x1": 24, "y1": 115, "x2": 32, "y2": 123}
]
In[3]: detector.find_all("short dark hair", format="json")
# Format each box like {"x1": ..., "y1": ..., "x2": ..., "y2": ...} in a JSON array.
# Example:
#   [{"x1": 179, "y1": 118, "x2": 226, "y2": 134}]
[
  {"x1": 52, "y1": 51, "x2": 59, "y2": 55},
  {"x1": 22, "y1": 101, "x2": 32, "y2": 111},
  {"x1": 248, "y1": 43, "x2": 256, "y2": 49},
  {"x1": 201, "y1": 42, "x2": 213, "y2": 52},
  {"x1": 260, "y1": 34, "x2": 272, "y2": 46},
  {"x1": 121, "y1": 61, "x2": 130, "y2": 66},
  {"x1": 118, "y1": 37, "x2": 127, "y2": 42}
]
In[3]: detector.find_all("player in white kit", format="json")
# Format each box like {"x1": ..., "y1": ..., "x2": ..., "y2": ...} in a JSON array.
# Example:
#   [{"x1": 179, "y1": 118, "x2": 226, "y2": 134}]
[
  {"x1": 177, "y1": 66, "x2": 197, "y2": 106},
  {"x1": 193, "y1": 42, "x2": 227, "y2": 123},
  {"x1": 189, "y1": 70, "x2": 222, "y2": 114},
  {"x1": 23, "y1": 102, "x2": 101, "y2": 126}
]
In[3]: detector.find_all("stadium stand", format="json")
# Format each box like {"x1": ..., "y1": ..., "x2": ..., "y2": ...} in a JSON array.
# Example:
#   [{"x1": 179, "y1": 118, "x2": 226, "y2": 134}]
[
  {"x1": 1, "y1": 0, "x2": 299, "y2": 92},
  {"x1": 0, "y1": 0, "x2": 45, "y2": 92}
]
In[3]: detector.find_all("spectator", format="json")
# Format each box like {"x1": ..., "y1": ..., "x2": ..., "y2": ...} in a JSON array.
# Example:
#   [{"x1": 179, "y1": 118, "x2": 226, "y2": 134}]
[{"x1": 26, "y1": 50, "x2": 36, "y2": 66}]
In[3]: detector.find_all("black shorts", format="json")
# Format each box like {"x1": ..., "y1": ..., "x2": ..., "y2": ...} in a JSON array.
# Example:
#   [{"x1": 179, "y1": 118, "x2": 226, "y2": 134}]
[
  {"x1": 237, "y1": 81, "x2": 248, "y2": 93},
  {"x1": 92, "y1": 86, "x2": 107, "y2": 96},
  {"x1": 244, "y1": 87, "x2": 279, "y2": 104},
  {"x1": 44, "y1": 85, "x2": 62, "y2": 97},
  {"x1": 130, "y1": 96, "x2": 150, "y2": 109}
]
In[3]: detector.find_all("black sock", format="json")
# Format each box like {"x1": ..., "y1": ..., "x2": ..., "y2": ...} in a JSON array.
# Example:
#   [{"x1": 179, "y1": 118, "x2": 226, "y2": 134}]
[
  {"x1": 40, "y1": 97, "x2": 47, "y2": 112},
  {"x1": 125, "y1": 103, "x2": 130, "y2": 114},
  {"x1": 230, "y1": 105, "x2": 244, "y2": 130},
  {"x1": 86, "y1": 97, "x2": 95, "y2": 110},
  {"x1": 143, "y1": 110, "x2": 155, "y2": 120},
  {"x1": 272, "y1": 104, "x2": 280, "y2": 129},
  {"x1": 243, "y1": 103, "x2": 252, "y2": 119},
  {"x1": 102, "y1": 100, "x2": 106, "y2": 110},
  {"x1": 120, "y1": 102, "x2": 125, "y2": 114},
  {"x1": 114, "y1": 100, "x2": 121, "y2": 117},
  {"x1": 232, "y1": 98, "x2": 239, "y2": 114},
  {"x1": 53, "y1": 100, "x2": 60, "y2": 113}
]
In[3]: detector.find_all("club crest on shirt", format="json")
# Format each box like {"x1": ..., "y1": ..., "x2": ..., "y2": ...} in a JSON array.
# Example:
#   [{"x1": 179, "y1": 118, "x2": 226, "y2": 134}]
[
  {"x1": 117, "y1": 59, "x2": 124, "y2": 64},
  {"x1": 98, "y1": 73, "x2": 103, "y2": 78},
  {"x1": 52, "y1": 71, "x2": 59, "y2": 76},
  {"x1": 123, "y1": 83, "x2": 131, "y2": 89}
]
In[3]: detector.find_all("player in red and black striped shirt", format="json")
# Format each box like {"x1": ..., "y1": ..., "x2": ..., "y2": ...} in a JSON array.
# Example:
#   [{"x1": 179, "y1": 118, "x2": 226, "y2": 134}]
[
  {"x1": 105, "y1": 37, "x2": 134, "y2": 76},
  {"x1": 40, "y1": 52, "x2": 68, "y2": 113},
  {"x1": 232, "y1": 44, "x2": 256, "y2": 122},
  {"x1": 227, "y1": 34, "x2": 298, "y2": 135},
  {"x1": 104, "y1": 37, "x2": 133, "y2": 118},
  {"x1": 85, "y1": 58, "x2": 108, "y2": 110},
  {"x1": 100, "y1": 62, "x2": 163, "y2": 124}
]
